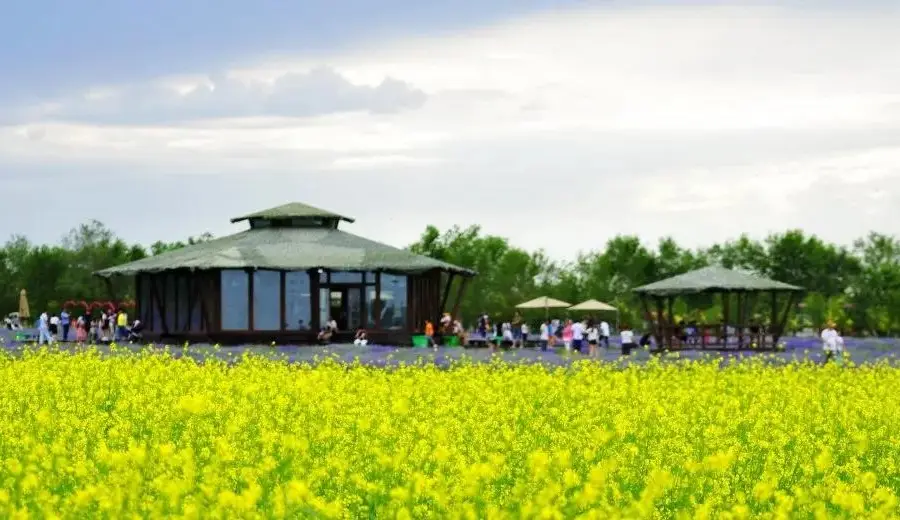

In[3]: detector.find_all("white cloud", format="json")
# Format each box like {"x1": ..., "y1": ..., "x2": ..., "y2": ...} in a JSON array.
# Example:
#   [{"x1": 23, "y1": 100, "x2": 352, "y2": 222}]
[{"x1": 2, "y1": 3, "x2": 900, "y2": 259}]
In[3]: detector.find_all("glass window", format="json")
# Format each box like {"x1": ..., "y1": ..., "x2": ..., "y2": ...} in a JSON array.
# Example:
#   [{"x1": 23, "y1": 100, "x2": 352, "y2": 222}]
[
  {"x1": 165, "y1": 274, "x2": 176, "y2": 332},
  {"x1": 329, "y1": 271, "x2": 363, "y2": 284},
  {"x1": 253, "y1": 270, "x2": 281, "y2": 331},
  {"x1": 285, "y1": 271, "x2": 311, "y2": 330},
  {"x1": 319, "y1": 270, "x2": 328, "y2": 283},
  {"x1": 176, "y1": 276, "x2": 189, "y2": 331},
  {"x1": 221, "y1": 270, "x2": 249, "y2": 330},
  {"x1": 379, "y1": 274, "x2": 407, "y2": 330}
]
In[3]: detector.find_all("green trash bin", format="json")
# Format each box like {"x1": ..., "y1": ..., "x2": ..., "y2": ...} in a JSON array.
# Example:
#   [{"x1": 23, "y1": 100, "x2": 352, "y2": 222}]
[
  {"x1": 444, "y1": 335, "x2": 460, "y2": 347},
  {"x1": 411, "y1": 334, "x2": 429, "y2": 348}
]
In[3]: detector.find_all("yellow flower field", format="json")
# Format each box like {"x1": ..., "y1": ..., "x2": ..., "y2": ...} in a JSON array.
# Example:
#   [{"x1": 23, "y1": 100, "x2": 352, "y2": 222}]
[{"x1": 0, "y1": 348, "x2": 898, "y2": 519}]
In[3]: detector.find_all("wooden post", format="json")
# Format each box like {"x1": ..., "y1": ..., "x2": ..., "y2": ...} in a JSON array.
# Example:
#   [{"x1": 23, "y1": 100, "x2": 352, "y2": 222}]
[
  {"x1": 149, "y1": 275, "x2": 169, "y2": 335},
  {"x1": 774, "y1": 291, "x2": 797, "y2": 346},
  {"x1": 666, "y1": 297, "x2": 675, "y2": 349},
  {"x1": 735, "y1": 291, "x2": 744, "y2": 348},
  {"x1": 654, "y1": 297, "x2": 664, "y2": 349},
  {"x1": 439, "y1": 273, "x2": 455, "y2": 322},
  {"x1": 721, "y1": 292, "x2": 730, "y2": 349},
  {"x1": 247, "y1": 269, "x2": 255, "y2": 331},
  {"x1": 310, "y1": 269, "x2": 321, "y2": 331},
  {"x1": 450, "y1": 276, "x2": 469, "y2": 322},
  {"x1": 770, "y1": 290, "x2": 778, "y2": 348},
  {"x1": 374, "y1": 272, "x2": 382, "y2": 329},
  {"x1": 280, "y1": 271, "x2": 286, "y2": 330}
]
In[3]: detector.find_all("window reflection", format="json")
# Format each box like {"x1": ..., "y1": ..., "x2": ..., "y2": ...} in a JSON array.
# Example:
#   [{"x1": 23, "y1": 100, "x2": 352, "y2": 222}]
[
  {"x1": 285, "y1": 271, "x2": 311, "y2": 330},
  {"x1": 253, "y1": 270, "x2": 280, "y2": 331},
  {"x1": 221, "y1": 270, "x2": 249, "y2": 330},
  {"x1": 379, "y1": 274, "x2": 407, "y2": 330},
  {"x1": 329, "y1": 271, "x2": 363, "y2": 284},
  {"x1": 367, "y1": 288, "x2": 378, "y2": 328}
]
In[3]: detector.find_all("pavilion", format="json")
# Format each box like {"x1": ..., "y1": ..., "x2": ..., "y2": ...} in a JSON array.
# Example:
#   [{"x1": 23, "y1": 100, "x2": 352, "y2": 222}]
[
  {"x1": 95, "y1": 202, "x2": 476, "y2": 345},
  {"x1": 633, "y1": 265, "x2": 803, "y2": 350}
]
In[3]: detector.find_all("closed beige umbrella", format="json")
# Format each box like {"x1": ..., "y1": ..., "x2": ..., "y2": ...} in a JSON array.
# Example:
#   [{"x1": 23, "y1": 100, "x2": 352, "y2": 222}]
[
  {"x1": 18, "y1": 289, "x2": 30, "y2": 321},
  {"x1": 516, "y1": 296, "x2": 571, "y2": 319}
]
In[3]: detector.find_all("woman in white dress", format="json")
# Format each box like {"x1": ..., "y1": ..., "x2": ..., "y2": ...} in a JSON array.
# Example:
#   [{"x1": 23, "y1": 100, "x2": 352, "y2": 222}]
[{"x1": 820, "y1": 321, "x2": 843, "y2": 364}]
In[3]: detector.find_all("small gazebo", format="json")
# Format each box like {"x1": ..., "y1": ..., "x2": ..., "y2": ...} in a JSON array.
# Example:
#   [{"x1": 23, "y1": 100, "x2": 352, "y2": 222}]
[{"x1": 633, "y1": 266, "x2": 803, "y2": 350}]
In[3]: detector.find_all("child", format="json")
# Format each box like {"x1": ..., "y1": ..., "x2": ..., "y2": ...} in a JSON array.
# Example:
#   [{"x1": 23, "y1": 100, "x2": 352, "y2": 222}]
[
  {"x1": 353, "y1": 328, "x2": 368, "y2": 346},
  {"x1": 821, "y1": 321, "x2": 843, "y2": 364},
  {"x1": 586, "y1": 320, "x2": 600, "y2": 357}
]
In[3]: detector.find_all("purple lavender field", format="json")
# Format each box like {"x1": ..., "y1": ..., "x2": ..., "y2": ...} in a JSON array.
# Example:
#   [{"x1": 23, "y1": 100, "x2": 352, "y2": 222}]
[{"x1": 2, "y1": 330, "x2": 899, "y2": 367}]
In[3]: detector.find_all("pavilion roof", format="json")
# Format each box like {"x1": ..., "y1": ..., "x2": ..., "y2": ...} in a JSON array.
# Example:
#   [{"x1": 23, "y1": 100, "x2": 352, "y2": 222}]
[
  {"x1": 96, "y1": 202, "x2": 475, "y2": 277},
  {"x1": 230, "y1": 202, "x2": 355, "y2": 224},
  {"x1": 632, "y1": 266, "x2": 802, "y2": 296}
]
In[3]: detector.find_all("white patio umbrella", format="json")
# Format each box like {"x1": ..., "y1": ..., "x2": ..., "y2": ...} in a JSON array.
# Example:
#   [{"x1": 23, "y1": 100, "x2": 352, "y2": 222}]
[
  {"x1": 569, "y1": 299, "x2": 619, "y2": 330},
  {"x1": 516, "y1": 296, "x2": 571, "y2": 319}
]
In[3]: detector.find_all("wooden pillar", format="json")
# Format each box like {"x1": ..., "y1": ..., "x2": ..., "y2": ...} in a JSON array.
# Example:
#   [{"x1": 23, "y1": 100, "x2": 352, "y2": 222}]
[
  {"x1": 770, "y1": 291, "x2": 778, "y2": 348},
  {"x1": 450, "y1": 277, "x2": 469, "y2": 321},
  {"x1": 735, "y1": 291, "x2": 744, "y2": 348},
  {"x1": 654, "y1": 297, "x2": 664, "y2": 349},
  {"x1": 374, "y1": 272, "x2": 382, "y2": 329},
  {"x1": 721, "y1": 292, "x2": 730, "y2": 349},
  {"x1": 247, "y1": 269, "x2": 255, "y2": 331},
  {"x1": 310, "y1": 269, "x2": 321, "y2": 331},
  {"x1": 279, "y1": 271, "x2": 286, "y2": 330},
  {"x1": 666, "y1": 297, "x2": 675, "y2": 349},
  {"x1": 438, "y1": 272, "x2": 454, "y2": 324}
]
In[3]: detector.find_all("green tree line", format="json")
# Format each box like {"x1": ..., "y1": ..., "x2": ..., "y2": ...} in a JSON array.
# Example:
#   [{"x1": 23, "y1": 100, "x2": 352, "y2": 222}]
[
  {"x1": 1, "y1": 221, "x2": 898, "y2": 335},
  {"x1": 409, "y1": 226, "x2": 900, "y2": 336}
]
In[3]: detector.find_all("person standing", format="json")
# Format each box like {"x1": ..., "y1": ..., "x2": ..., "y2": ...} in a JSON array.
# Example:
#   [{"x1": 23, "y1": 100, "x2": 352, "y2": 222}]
[
  {"x1": 116, "y1": 308, "x2": 128, "y2": 342},
  {"x1": 59, "y1": 308, "x2": 71, "y2": 341},
  {"x1": 38, "y1": 311, "x2": 53, "y2": 345},
  {"x1": 570, "y1": 319, "x2": 585, "y2": 353},
  {"x1": 621, "y1": 325, "x2": 636, "y2": 356},
  {"x1": 586, "y1": 320, "x2": 600, "y2": 357},
  {"x1": 49, "y1": 314, "x2": 60, "y2": 341},
  {"x1": 821, "y1": 321, "x2": 843, "y2": 364},
  {"x1": 539, "y1": 320, "x2": 550, "y2": 351},
  {"x1": 599, "y1": 319, "x2": 611, "y2": 348},
  {"x1": 563, "y1": 320, "x2": 574, "y2": 351}
]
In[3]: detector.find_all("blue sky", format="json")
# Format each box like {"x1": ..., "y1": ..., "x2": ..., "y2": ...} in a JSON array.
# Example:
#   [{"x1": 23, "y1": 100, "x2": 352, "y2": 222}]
[
  {"x1": 1, "y1": 1, "x2": 899, "y2": 257},
  {"x1": 0, "y1": 0, "x2": 569, "y2": 100}
]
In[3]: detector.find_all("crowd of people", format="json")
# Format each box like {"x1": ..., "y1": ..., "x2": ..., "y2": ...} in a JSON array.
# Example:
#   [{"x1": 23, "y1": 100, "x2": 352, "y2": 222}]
[{"x1": 15, "y1": 307, "x2": 143, "y2": 345}]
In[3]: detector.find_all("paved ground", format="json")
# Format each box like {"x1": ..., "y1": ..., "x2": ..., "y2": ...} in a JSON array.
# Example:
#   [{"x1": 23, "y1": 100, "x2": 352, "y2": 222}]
[{"x1": 2, "y1": 330, "x2": 898, "y2": 366}]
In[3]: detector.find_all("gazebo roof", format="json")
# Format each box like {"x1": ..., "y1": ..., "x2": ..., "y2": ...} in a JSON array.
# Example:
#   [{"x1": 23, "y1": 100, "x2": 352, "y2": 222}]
[
  {"x1": 230, "y1": 202, "x2": 355, "y2": 224},
  {"x1": 95, "y1": 203, "x2": 475, "y2": 277},
  {"x1": 633, "y1": 266, "x2": 802, "y2": 296}
]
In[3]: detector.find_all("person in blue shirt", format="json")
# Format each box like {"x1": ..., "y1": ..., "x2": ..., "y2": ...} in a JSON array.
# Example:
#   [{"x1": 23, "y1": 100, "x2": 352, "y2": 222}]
[{"x1": 60, "y1": 309, "x2": 71, "y2": 342}]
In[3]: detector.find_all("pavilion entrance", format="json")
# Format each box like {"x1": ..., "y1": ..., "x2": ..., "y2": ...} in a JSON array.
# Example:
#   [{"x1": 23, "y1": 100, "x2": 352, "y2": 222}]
[{"x1": 324, "y1": 287, "x2": 364, "y2": 331}]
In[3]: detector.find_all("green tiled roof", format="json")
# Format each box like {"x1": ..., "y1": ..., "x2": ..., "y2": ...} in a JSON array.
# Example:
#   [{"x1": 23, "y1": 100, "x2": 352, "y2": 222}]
[
  {"x1": 633, "y1": 266, "x2": 802, "y2": 296},
  {"x1": 96, "y1": 227, "x2": 475, "y2": 277}
]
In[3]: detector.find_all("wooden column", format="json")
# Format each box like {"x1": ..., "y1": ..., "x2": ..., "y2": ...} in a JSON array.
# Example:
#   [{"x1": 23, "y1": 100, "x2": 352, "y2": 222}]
[
  {"x1": 310, "y1": 269, "x2": 321, "y2": 331},
  {"x1": 654, "y1": 297, "x2": 664, "y2": 349},
  {"x1": 770, "y1": 291, "x2": 778, "y2": 348},
  {"x1": 735, "y1": 291, "x2": 744, "y2": 348},
  {"x1": 450, "y1": 277, "x2": 469, "y2": 321},
  {"x1": 374, "y1": 272, "x2": 382, "y2": 329},
  {"x1": 280, "y1": 271, "x2": 286, "y2": 330},
  {"x1": 247, "y1": 269, "x2": 255, "y2": 331},
  {"x1": 666, "y1": 297, "x2": 675, "y2": 349},
  {"x1": 721, "y1": 292, "x2": 730, "y2": 348}
]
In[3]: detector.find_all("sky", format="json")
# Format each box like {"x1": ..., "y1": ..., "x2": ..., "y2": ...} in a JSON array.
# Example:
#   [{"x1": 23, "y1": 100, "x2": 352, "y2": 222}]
[{"x1": 2, "y1": 0, "x2": 899, "y2": 261}]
